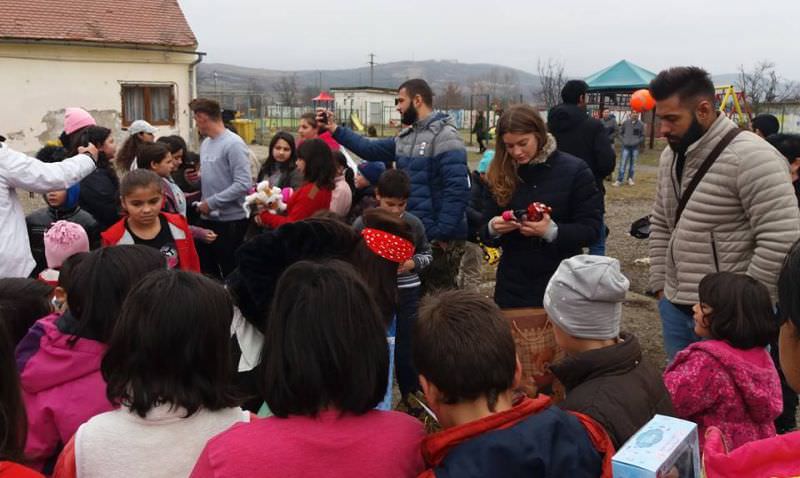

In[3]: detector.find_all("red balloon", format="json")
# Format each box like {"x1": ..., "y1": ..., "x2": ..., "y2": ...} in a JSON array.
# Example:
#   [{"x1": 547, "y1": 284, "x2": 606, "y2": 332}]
[{"x1": 630, "y1": 89, "x2": 655, "y2": 112}]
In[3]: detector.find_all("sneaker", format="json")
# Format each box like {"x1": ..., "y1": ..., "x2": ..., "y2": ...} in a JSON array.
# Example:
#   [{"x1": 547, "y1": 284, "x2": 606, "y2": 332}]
[
  {"x1": 612, "y1": 181, "x2": 621, "y2": 187},
  {"x1": 628, "y1": 178, "x2": 635, "y2": 186}
]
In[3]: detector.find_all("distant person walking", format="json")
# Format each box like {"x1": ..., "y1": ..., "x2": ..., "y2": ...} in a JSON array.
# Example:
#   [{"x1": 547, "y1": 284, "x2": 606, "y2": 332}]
[
  {"x1": 613, "y1": 111, "x2": 646, "y2": 186},
  {"x1": 473, "y1": 112, "x2": 487, "y2": 153}
]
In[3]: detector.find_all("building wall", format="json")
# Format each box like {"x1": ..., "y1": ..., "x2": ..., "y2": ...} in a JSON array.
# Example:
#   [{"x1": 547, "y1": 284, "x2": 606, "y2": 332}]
[
  {"x1": 0, "y1": 43, "x2": 198, "y2": 153},
  {"x1": 332, "y1": 90, "x2": 400, "y2": 126}
]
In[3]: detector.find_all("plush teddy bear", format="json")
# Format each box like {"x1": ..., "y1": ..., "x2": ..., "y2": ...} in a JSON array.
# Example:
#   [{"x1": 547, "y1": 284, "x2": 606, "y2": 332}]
[{"x1": 244, "y1": 180, "x2": 288, "y2": 215}]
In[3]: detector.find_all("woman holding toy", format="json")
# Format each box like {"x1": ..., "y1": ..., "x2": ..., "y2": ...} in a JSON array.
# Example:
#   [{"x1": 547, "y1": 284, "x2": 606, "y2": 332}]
[
  {"x1": 481, "y1": 105, "x2": 602, "y2": 308},
  {"x1": 256, "y1": 138, "x2": 335, "y2": 229}
]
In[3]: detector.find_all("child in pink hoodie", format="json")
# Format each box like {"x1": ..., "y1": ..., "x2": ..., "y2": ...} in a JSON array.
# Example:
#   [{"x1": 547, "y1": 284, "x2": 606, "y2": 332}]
[
  {"x1": 15, "y1": 246, "x2": 164, "y2": 473},
  {"x1": 664, "y1": 272, "x2": 782, "y2": 450}
]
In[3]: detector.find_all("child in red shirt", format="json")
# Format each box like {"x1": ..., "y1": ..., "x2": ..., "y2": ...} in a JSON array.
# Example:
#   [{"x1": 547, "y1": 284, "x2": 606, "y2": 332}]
[{"x1": 257, "y1": 138, "x2": 334, "y2": 229}]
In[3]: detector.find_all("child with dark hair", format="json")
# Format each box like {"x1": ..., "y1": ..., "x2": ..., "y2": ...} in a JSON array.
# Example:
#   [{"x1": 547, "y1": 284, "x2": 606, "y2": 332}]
[
  {"x1": 137, "y1": 144, "x2": 217, "y2": 245},
  {"x1": 0, "y1": 279, "x2": 52, "y2": 346},
  {"x1": 256, "y1": 132, "x2": 302, "y2": 189},
  {"x1": 353, "y1": 170, "x2": 432, "y2": 408},
  {"x1": 0, "y1": 321, "x2": 44, "y2": 477},
  {"x1": 414, "y1": 290, "x2": 610, "y2": 477},
  {"x1": 102, "y1": 170, "x2": 201, "y2": 271},
  {"x1": 349, "y1": 161, "x2": 386, "y2": 221},
  {"x1": 257, "y1": 138, "x2": 335, "y2": 228},
  {"x1": 78, "y1": 126, "x2": 120, "y2": 230},
  {"x1": 53, "y1": 270, "x2": 249, "y2": 477},
  {"x1": 330, "y1": 150, "x2": 353, "y2": 217},
  {"x1": 191, "y1": 260, "x2": 424, "y2": 477},
  {"x1": 664, "y1": 271, "x2": 782, "y2": 450},
  {"x1": 26, "y1": 146, "x2": 100, "y2": 275},
  {"x1": 15, "y1": 245, "x2": 165, "y2": 472}
]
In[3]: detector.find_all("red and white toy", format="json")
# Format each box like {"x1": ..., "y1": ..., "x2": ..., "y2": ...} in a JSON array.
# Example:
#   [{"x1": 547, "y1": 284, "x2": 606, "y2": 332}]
[{"x1": 502, "y1": 202, "x2": 552, "y2": 222}]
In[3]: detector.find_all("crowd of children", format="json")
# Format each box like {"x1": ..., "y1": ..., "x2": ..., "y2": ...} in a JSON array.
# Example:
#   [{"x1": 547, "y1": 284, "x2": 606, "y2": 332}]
[{"x1": 4, "y1": 98, "x2": 800, "y2": 478}]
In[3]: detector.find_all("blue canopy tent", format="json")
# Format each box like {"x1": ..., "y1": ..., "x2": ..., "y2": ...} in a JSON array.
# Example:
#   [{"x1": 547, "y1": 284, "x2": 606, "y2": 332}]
[{"x1": 585, "y1": 60, "x2": 658, "y2": 147}]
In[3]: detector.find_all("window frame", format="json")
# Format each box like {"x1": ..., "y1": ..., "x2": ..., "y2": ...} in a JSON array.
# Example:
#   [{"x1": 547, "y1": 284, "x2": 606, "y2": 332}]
[{"x1": 120, "y1": 83, "x2": 176, "y2": 127}]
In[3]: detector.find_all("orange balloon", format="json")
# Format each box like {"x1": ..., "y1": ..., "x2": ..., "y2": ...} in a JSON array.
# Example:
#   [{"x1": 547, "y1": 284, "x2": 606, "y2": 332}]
[{"x1": 630, "y1": 89, "x2": 655, "y2": 112}]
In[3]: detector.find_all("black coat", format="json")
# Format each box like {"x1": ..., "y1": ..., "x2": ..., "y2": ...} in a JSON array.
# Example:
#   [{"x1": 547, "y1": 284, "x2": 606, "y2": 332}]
[
  {"x1": 481, "y1": 150, "x2": 601, "y2": 308},
  {"x1": 466, "y1": 170, "x2": 488, "y2": 242},
  {"x1": 79, "y1": 167, "x2": 120, "y2": 230},
  {"x1": 550, "y1": 333, "x2": 675, "y2": 449},
  {"x1": 26, "y1": 205, "x2": 100, "y2": 275},
  {"x1": 547, "y1": 104, "x2": 616, "y2": 200}
]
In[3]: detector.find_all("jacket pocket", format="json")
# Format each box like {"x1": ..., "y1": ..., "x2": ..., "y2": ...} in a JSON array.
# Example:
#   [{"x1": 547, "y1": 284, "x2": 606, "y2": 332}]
[{"x1": 710, "y1": 231, "x2": 720, "y2": 272}]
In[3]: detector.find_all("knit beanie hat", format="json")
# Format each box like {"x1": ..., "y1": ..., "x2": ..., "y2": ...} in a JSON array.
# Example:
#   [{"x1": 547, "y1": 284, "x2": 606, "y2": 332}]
[
  {"x1": 64, "y1": 107, "x2": 96, "y2": 135},
  {"x1": 44, "y1": 221, "x2": 90, "y2": 269},
  {"x1": 543, "y1": 255, "x2": 630, "y2": 340},
  {"x1": 357, "y1": 161, "x2": 386, "y2": 185}
]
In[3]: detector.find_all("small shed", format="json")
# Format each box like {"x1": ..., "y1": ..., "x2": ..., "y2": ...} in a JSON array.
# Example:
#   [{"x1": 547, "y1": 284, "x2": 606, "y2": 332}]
[
  {"x1": 330, "y1": 87, "x2": 399, "y2": 129},
  {"x1": 585, "y1": 60, "x2": 658, "y2": 147}
]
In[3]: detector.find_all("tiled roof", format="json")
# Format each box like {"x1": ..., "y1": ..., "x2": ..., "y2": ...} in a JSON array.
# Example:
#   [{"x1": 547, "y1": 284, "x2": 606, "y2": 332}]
[{"x1": 1, "y1": 0, "x2": 197, "y2": 48}]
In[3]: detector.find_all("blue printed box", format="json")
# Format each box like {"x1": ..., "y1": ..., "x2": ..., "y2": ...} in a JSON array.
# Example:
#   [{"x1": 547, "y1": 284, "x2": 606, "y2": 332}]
[{"x1": 612, "y1": 415, "x2": 701, "y2": 478}]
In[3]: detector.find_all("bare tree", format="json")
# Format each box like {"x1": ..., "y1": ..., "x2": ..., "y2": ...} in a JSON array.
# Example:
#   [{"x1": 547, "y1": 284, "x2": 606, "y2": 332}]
[
  {"x1": 737, "y1": 61, "x2": 800, "y2": 111},
  {"x1": 273, "y1": 74, "x2": 300, "y2": 106},
  {"x1": 437, "y1": 82, "x2": 465, "y2": 109},
  {"x1": 300, "y1": 85, "x2": 318, "y2": 105},
  {"x1": 534, "y1": 58, "x2": 567, "y2": 109}
]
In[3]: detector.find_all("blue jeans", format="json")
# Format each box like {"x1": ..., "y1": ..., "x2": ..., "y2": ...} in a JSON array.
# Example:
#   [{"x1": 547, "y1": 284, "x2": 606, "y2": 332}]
[
  {"x1": 396, "y1": 286, "x2": 421, "y2": 396},
  {"x1": 618, "y1": 146, "x2": 639, "y2": 182},
  {"x1": 588, "y1": 213, "x2": 606, "y2": 256},
  {"x1": 658, "y1": 298, "x2": 700, "y2": 362},
  {"x1": 377, "y1": 316, "x2": 397, "y2": 411}
]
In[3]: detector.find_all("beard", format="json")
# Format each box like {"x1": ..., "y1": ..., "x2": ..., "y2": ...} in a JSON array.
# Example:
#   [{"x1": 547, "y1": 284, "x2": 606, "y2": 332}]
[
  {"x1": 667, "y1": 116, "x2": 706, "y2": 155},
  {"x1": 401, "y1": 104, "x2": 419, "y2": 126}
]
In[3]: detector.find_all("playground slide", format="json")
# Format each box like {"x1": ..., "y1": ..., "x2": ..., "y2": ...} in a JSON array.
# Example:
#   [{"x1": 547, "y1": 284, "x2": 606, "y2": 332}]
[{"x1": 351, "y1": 112, "x2": 365, "y2": 132}]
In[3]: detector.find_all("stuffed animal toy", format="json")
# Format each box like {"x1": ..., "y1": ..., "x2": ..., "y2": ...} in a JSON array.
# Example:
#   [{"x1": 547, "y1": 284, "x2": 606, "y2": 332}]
[{"x1": 244, "y1": 180, "x2": 288, "y2": 215}]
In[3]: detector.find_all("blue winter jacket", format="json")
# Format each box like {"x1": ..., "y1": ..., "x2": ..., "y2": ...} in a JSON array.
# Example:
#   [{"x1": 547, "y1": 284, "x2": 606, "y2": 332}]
[{"x1": 333, "y1": 112, "x2": 470, "y2": 241}]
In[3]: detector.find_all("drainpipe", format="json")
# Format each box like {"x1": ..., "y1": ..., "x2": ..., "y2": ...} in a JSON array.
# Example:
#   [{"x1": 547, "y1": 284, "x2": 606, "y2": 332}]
[{"x1": 188, "y1": 52, "x2": 206, "y2": 150}]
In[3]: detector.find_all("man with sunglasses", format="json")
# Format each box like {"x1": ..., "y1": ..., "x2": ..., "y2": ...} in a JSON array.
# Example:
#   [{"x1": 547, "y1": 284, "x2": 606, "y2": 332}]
[{"x1": 318, "y1": 79, "x2": 470, "y2": 292}]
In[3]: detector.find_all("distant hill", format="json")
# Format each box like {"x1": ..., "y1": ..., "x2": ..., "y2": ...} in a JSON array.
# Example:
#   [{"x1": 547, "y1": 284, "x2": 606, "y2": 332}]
[{"x1": 197, "y1": 60, "x2": 542, "y2": 103}]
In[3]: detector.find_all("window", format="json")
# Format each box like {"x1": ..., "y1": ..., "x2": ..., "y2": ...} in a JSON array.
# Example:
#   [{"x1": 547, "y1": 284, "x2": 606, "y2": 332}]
[{"x1": 121, "y1": 84, "x2": 175, "y2": 126}]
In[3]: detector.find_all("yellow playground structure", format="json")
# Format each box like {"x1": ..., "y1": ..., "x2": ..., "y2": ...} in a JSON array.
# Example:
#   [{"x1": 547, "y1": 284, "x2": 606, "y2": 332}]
[{"x1": 716, "y1": 85, "x2": 751, "y2": 128}]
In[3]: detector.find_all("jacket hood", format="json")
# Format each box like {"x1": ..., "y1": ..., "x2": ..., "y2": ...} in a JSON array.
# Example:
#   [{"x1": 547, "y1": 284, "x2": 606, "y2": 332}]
[
  {"x1": 227, "y1": 218, "x2": 360, "y2": 330},
  {"x1": 405, "y1": 111, "x2": 456, "y2": 137},
  {"x1": 684, "y1": 340, "x2": 781, "y2": 423},
  {"x1": 547, "y1": 104, "x2": 589, "y2": 133},
  {"x1": 550, "y1": 332, "x2": 641, "y2": 391},
  {"x1": 16, "y1": 313, "x2": 107, "y2": 394}
]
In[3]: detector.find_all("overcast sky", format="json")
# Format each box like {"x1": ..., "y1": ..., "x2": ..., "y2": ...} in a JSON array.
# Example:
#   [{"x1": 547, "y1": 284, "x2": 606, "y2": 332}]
[{"x1": 181, "y1": 0, "x2": 799, "y2": 79}]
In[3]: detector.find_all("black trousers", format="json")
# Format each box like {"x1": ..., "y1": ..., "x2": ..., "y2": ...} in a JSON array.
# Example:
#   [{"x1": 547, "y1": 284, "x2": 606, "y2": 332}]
[{"x1": 196, "y1": 218, "x2": 249, "y2": 280}]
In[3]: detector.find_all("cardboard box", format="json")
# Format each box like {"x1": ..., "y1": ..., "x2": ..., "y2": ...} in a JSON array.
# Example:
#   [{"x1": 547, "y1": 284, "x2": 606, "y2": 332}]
[{"x1": 612, "y1": 415, "x2": 701, "y2": 478}]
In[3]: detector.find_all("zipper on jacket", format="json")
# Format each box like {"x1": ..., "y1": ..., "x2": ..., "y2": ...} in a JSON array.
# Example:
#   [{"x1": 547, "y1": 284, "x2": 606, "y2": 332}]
[{"x1": 710, "y1": 231, "x2": 720, "y2": 272}]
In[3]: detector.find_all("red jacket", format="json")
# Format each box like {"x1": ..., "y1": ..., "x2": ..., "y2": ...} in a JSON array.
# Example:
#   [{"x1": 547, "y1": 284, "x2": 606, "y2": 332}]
[
  {"x1": 101, "y1": 212, "x2": 201, "y2": 272},
  {"x1": 259, "y1": 182, "x2": 332, "y2": 229}
]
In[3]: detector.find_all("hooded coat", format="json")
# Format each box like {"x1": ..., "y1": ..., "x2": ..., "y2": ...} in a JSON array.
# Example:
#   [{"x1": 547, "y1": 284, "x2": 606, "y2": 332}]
[
  {"x1": 15, "y1": 313, "x2": 113, "y2": 472},
  {"x1": 664, "y1": 339, "x2": 782, "y2": 450},
  {"x1": 547, "y1": 103, "x2": 616, "y2": 199}
]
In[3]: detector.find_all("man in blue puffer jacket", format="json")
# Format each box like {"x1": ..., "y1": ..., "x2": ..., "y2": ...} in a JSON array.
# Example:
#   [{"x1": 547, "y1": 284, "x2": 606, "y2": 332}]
[{"x1": 319, "y1": 79, "x2": 470, "y2": 291}]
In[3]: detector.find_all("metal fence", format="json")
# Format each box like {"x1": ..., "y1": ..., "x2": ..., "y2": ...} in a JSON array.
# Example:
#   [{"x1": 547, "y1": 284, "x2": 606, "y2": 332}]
[{"x1": 198, "y1": 90, "x2": 522, "y2": 146}]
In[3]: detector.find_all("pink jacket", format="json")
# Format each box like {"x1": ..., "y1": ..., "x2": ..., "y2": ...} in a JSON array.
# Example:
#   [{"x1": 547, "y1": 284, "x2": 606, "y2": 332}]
[
  {"x1": 703, "y1": 426, "x2": 800, "y2": 477},
  {"x1": 330, "y1": 175, "x2": 353, "y2": 217},
  {"x1": 190, "y1": 410, "x2": 424, "y2": 477},
  {"x1": 15, "y1": 313, "x2": 113, "y2": 472},
  {"x1": 663, "y1": 339, "x2": 781, "y2": 450}
]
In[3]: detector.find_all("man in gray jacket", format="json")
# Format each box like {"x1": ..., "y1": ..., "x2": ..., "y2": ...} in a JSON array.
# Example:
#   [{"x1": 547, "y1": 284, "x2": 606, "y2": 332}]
[
  {"x1": 613, "y1": 111, "x2": 646, "y2": 186},
  {"x1": 191, "y1": 98, "x2": 252, "y2": 279},
  {"x1": 648, "y1": 66, "x2": 800, "y2": 360}
]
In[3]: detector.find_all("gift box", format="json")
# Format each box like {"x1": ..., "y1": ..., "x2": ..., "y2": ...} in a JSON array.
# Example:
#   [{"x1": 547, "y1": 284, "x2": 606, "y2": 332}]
[{"x1": 612, "y1": 414, "x2": 701, "y2": 478}]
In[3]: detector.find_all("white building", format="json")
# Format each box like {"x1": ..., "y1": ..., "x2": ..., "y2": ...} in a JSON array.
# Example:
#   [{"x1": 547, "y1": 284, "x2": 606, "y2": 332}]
[
  {"x1": 331, "y1": 87, "x2": 400, "y2": 129},
  {"x1": 0, "y1": 0, "x2": 201, "y2": 153}
]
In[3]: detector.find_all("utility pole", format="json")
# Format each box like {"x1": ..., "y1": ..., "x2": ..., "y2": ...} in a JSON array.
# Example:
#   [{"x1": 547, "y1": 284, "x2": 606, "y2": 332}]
[{"x1": 368, "y1": 53, "x2": 376, "y2": 87}]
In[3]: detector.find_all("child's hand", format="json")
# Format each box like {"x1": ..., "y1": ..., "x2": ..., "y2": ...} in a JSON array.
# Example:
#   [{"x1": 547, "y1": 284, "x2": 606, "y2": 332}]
[
  {"x1": 201, "y1": 230, "x2": 218, "y2": 244},
  {"x1": 398, "y1": 260, "x2": 415, "y2": 274}
]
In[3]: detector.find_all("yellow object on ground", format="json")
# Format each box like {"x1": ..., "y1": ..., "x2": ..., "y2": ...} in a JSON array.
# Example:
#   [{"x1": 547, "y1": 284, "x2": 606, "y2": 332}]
[{"x1": 231, "y1": 119, "x2": 255, "y2": 144}]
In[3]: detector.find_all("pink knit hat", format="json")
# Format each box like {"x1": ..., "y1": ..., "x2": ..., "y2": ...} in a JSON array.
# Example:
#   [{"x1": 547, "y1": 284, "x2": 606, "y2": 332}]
[
  {"x1": 64, "y1": 107, "x2": 96, "y2": 135},
  {"x1": 44, "y1": 221, "x2": 90, "y2": 269}
]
